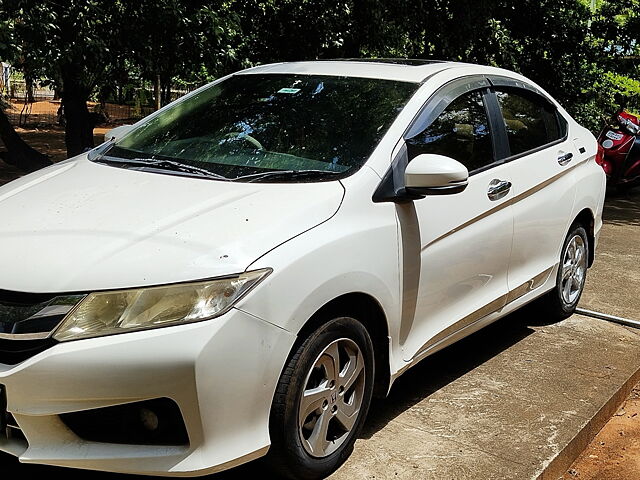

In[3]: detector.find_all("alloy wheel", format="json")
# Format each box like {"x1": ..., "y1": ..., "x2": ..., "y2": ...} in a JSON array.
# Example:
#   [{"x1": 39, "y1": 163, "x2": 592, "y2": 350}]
[
  {"x1": 298, "y1": 338, "x2": 366, "y2": 458},
  {"x1": 560, "y1": 234, "x2": 587, "y2": 305}
]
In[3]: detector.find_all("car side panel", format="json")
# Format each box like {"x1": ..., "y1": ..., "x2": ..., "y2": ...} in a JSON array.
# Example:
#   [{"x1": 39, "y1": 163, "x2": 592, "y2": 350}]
[{"x1": 569, "y1": 125, "x2": 606, "y2": 252}]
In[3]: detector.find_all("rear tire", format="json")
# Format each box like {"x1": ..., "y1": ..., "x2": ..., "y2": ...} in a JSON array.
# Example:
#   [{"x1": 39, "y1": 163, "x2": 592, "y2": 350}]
[
  {"x1": 538, "y1": 224, "x2": 589, "y2": 321},
  {"x1": 266, "y1": 317, "x2": 374, "y2": 480}
]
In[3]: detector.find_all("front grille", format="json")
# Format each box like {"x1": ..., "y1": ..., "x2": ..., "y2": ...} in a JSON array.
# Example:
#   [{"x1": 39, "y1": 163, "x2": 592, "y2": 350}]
[
  {"x1": 0, "y1": 338, "x2": 57, "y2": 365},
  {"x1": 0, "y1": 290, "x2": 85, "y2": 365}
]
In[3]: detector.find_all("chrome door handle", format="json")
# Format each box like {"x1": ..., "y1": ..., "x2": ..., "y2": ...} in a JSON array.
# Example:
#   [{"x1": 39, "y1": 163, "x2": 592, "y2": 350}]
[
  {"x1": 488, "y1": 179, "x2": 512, "y2": 201},
  {"x1": 558, "y1": 152, "x2": 573, "y2": 166}
]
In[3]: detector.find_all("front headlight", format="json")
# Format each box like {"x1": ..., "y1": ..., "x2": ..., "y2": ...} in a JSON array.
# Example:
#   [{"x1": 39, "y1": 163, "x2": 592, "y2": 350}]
[{"x1": 53, "y1": 269, "x2": 271, "y2": 342}]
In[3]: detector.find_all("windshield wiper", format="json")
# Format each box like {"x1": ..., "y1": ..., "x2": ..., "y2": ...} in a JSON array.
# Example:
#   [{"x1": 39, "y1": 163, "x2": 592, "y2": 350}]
[
  {"x1": 234, "y1": 169, "x2": 343, "y2": 183},
  {"x1": 97, "y1": 157, "x2": 229, "y2": 181}
]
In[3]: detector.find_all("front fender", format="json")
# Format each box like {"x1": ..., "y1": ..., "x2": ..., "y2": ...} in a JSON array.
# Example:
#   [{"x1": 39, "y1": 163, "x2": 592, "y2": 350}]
[{"x1": 235, "y1": 170, "x2": 402, "y2": 370}]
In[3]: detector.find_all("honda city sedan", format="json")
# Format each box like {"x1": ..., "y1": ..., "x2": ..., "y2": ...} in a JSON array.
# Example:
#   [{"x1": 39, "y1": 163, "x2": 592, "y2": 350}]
[{"x1": 0, "y1": 59, "x2": 605, "y2": 479}]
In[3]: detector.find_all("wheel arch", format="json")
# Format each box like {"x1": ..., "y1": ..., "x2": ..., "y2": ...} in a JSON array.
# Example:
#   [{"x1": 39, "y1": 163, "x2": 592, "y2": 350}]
[
  {"x1": 292, "y1": 292, "x2": 391, "y2": 400},
  {"x1": 573, "y1": 207, "x2": 596, "y2": 267}
]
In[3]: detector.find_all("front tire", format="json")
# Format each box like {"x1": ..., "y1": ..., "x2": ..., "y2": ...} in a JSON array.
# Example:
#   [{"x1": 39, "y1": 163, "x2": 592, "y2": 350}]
[
  {"x1": 539, "y1": 224, "x2": 589, "y2": 320},
  {"x1": 267, "y1": 317, "x2": 374, "y2": 480}
]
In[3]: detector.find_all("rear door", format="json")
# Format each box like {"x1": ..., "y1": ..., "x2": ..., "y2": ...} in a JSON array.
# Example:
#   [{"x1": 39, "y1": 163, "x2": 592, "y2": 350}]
[{"x1": 487, "y1": 81, "x2": 578, "y2": 297}]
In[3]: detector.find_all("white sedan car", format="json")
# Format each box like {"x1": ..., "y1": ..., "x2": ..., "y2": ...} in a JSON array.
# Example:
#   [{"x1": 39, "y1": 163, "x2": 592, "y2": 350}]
[{"x1": 0, "y1": 60, "x2": 605, "y2": 479}]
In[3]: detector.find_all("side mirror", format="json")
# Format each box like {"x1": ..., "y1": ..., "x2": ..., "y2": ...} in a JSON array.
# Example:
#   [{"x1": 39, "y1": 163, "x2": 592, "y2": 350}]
[
  {"x1": 404, "y1": 154, "x2": 469, "y2": 197},
  {"x1": 104, "y1": 124, "x2": 134, "y2": 143}
]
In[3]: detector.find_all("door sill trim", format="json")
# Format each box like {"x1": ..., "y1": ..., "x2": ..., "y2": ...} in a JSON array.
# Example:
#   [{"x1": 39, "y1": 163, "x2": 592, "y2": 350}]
[{"x1": 399, "y1": 266, "x2": 556, "y2": 376}]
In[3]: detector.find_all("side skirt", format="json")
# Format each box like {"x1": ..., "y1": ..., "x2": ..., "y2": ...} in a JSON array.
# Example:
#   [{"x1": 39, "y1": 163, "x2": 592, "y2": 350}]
[{"x1": 390, "y1": 266, "x2": 555, "y2": 385}]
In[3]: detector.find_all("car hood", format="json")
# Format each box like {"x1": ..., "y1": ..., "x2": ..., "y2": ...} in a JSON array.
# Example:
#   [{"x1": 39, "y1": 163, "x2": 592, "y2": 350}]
[{"x1": 0, "y1": 158, "x2": 345, "y2": 293}]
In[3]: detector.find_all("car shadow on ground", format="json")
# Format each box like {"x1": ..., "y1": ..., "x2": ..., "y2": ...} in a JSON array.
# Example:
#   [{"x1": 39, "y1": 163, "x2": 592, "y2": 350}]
[
  {"x1": 601, "y1": 186, "x2": 640, "y2": 227},
  {"x1": 1, "y1": 307, "x2": 544, "y2": 479},
  {"x1": 361, "y1": 307, "x2": 540, "y2": 439}
]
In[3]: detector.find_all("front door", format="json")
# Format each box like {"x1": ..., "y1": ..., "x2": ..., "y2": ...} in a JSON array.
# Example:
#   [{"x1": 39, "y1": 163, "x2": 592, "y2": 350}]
[{"x1": 398, "y1": 87, "x2": 514, "y2": 362}]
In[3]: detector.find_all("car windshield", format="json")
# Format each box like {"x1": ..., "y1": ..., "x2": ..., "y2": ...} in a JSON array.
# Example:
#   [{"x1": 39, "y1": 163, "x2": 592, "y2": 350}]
[{"x1": 92, "y1": 73, "x2": 418, "y2": 182}]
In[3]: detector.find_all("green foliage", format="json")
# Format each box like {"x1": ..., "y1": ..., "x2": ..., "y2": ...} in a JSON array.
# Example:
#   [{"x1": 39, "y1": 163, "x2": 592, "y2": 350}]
[
  {"x1": 602, "y1": 72, "x2": 640, "y2": 100},
  {"x1": 1, "y1": 1, "x2": 118, "y2": 95},
  {"x1": 577, "y1": 71, "x2": 640, "y2": 129},
  {"x1": 0, "y1": 19, "x2": 13, "y2": 63},
  {"x1": 231, "y1": 0, "x2": 638, "y2": 131},
  {"x1": 0, "y1": 0, "x2": 638, "y2": 132},
  {"x1": 120, "y1": 1, "x2": 241, "y2": 86}
]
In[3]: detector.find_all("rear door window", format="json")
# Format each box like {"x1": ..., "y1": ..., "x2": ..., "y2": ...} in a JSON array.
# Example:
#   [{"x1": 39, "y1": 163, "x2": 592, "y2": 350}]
[{"x1": 494, "y1": 89, "x2": 564, "y2": 157}]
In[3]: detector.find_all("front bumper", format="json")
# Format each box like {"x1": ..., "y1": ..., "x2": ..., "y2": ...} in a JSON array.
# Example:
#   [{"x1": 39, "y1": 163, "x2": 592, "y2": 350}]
[{"x1": 0, "y1": 308, "x2": 295, "y2": 476}]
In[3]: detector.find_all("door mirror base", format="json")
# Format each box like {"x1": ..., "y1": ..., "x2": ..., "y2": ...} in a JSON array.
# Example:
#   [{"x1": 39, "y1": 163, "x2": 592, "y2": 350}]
[
  {"x1": 373, "y1": 151, "x2": 470, "y2": 203},
  {"x1": 405, "y1": 181, "x2": 468, "y2": 198}
]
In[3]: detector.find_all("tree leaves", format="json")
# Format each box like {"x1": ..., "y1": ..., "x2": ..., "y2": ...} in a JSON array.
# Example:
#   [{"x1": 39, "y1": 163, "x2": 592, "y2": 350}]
[{"x1": 0, "y1": 0, "x2": 637, "y2": 132}]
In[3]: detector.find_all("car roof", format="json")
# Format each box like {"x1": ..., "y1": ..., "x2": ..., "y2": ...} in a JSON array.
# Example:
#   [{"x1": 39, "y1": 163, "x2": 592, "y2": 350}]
[{"x1": 238, "y1": 59, "x2": 476, "y2": 83}]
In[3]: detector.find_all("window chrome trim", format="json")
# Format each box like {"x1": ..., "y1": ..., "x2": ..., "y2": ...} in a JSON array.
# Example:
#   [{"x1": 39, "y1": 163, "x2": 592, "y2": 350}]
[
  {"x1": 494, "y1": 135, "x2": 569, "y2": 164},
  {"x1": 372, "y1": 75, "x2": 495, "y2": 203},
  {"x1": 486, "y1": 75, "x2": 550, "y2": 103},
  {"x1": 466, "y1": 135, "x2": 569, "y2": 177},
  {"x1": 405, "y1": 83, "x2": 501, "y2": 176}
]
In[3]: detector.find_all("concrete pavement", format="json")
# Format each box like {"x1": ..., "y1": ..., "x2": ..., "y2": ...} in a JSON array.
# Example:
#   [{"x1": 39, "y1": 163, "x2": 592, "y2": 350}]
[
  {"x1": 330, "y1": 188, "x2": 640, "y2": 480},
  {"x1": 580, "y1": 190, "x2": 640, "y2": 321},
  {"x1": 331, "y1": 313, "x2": 640, "y2": 480}
]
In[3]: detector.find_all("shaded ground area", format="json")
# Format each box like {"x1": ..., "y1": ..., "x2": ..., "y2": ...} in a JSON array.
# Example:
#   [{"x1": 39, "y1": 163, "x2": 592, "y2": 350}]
[
  {"x1": 580, "y1": 186, "x2": 640, "y2": 320},
  {"x1": 0, "y1": 125, "x2": 110, "y2": 186},
  {"x1": 4, "y1": 99, "x2": 153, "y2": 126},
  {"x1": 561, "y1": 185, "x2": 640, "y2": 480}
]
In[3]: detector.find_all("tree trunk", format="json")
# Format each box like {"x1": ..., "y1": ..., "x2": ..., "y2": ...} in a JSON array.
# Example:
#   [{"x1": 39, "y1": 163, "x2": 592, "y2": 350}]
[
  {"x1": 343, "y1": 0, "x2": 364, "y2": 57},
  {"x1": 154, "y1": 74, "x2": 161, "y2": 111},
  {"x1": 0, "y1": 107, "x2": 52, "y2": 172},
  {"x1": 161, "y1": 79, "x2": 171, "y2": 106},
  {"x1": 62, "y1": 94, "x2": 95, "y2": 157}
]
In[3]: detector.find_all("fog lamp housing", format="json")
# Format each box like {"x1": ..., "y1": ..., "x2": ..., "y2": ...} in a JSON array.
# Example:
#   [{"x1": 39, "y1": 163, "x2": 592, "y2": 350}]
[{"x1": 60, "y1": 398, "x2": 189, "y2": 446}]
